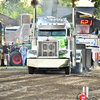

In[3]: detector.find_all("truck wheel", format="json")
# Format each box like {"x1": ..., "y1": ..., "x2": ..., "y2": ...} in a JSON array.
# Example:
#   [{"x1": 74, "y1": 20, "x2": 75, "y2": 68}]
[
  {"x1": 98, "y1": 60, "x2": 100, "y2": 66},
  {"x1": 10, "y1": 52, "x2": 22, "y2": 66},
  {"x1": 25, "y1": 58, "x2": 27, "y2": 66},
  {"x1": 28, "y1": 66, "x2": 34, "y2": 74},
  {"x1": 65, "y1": 66, "x2": 70, "y2": 75}
]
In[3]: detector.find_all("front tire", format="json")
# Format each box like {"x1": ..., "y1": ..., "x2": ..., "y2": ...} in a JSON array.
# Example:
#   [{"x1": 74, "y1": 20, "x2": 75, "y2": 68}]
[
  {"x1": 65, "y1": 66, "x2": 70, "y2": 75},
  {"x1": 28, "y1": 66, "x2": 34, "y2": 74}
]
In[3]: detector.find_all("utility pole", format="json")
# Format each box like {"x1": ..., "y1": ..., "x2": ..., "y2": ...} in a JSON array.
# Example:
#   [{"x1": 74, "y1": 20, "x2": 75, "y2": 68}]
[
  {"x1": 31, "y1": 0, "x2": 39, "y2": 46},
  {"x1": 71, "y1": 0, "x2": 77, "y2": 67}
]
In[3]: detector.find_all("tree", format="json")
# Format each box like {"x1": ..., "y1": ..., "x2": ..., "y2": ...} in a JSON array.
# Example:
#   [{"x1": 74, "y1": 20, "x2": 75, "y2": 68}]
[
  {"x1": 0, "y1": 0, "x2": 43, "y2": 19},
  {"x1": 91, "y1": 0, "x2": 100, "y2": 19},
  {"x1": 6, "y1": 0, "x2": 20, "y2": 3},
  {"x1": 58, "y1": 0, "x2": 71, "y2": 7},
  {"x1": 37, "y1": 8, "x2": 43, "y2": 16},
  {"x1": 0, "y1": 4, "x2": 4, "y2": 14}
]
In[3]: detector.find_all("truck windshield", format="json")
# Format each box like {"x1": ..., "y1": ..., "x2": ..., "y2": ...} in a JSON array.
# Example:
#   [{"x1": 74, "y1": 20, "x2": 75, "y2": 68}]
[
  {"x1": 39, "y1": 30, "x2": 66, "y2": 36},
  {"x1": 52, "y1": 30, "x2": 65, "y2": 36},
  {"x1": 39, "y1": 31, "x2": 51, "y2": 36},
  {"x1": 76, "y1": 24, "x2": 90, "y2": 34},
  {"x1": 6, "y1": 29, "x2": 18, "y2": 31}
]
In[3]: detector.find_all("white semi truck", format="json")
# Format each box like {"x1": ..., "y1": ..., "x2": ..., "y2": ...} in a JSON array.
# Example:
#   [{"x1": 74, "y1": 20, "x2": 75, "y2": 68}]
[{"x1": 27, "y1": 17, "x2": 84, "y2": 74}]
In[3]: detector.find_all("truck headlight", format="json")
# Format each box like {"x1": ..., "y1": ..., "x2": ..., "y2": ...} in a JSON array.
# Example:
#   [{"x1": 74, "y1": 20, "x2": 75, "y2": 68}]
[
  {"x1": 59, "y1": 50, "x2": 68, "y2": 54},
  {"x1": 29, "y1": 50, "x2": 37, "y2": 55}
]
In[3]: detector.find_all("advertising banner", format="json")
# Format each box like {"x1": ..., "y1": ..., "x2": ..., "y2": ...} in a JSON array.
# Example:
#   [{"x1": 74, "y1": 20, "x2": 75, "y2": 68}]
[{"x1": 76, "y1": 39, "x2": 97, "y2": 46}]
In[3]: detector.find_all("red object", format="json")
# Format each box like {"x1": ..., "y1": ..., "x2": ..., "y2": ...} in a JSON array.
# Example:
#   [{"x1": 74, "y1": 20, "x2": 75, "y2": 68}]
[
  {"x1": 79, "y1": 29, "x2": 88, "y2": 34},
  {"x1": 95, "y1": 52, "x2": 100, "y2": 61},
  {"x1": 79, "y1": 93, "x2": 86, "y2": 100},
  {"x1": 12, "y1": 39, "x2": 14, "y2": 42},
  {"x1": 46, "y1": 38, "x2": 49, "y2": 41},
  {"x1": 77, "y1": 19, "x2": 93, "y2": 26},
  {"x1": 79, "y1": 25, "x2": 88, "y2": 27},
  {"x1": 12, "y1": 55, "x2": 22, "y2": 64},
  {"x1": 16, "y1": 32, "x2": 18, "y2": 36}
]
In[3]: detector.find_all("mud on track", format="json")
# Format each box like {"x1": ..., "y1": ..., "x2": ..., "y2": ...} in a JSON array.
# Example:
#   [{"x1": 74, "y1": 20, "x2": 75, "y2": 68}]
[{"x1": 0, "y1": 68, "x2": 100, "y2": 100}]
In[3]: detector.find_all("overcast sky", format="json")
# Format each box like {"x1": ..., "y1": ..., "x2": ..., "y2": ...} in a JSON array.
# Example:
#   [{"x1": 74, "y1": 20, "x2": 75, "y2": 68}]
[{"x1": 75, "y1": 0, "x2": 94, "y2": 7}]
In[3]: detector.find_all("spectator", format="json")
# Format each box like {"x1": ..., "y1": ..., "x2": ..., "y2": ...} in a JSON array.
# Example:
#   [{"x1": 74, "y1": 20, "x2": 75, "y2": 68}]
[
  {"x1": 3, "y1": 42, "x2": 10, "y2": 66},
  {"x1": 19, "y1": 43, "x2": 28, "y2": 66}
]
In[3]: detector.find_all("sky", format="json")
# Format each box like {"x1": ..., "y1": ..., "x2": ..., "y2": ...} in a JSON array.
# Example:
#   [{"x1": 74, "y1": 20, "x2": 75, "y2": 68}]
[{"x1": 75, "y1": 0, "x2": 94, "y2": 7}]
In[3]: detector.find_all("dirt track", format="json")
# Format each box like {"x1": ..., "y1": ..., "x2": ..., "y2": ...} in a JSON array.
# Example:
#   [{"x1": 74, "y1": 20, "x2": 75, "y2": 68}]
[{"x1": 0, "y1": 67, "x2": 100, "y2": 100}]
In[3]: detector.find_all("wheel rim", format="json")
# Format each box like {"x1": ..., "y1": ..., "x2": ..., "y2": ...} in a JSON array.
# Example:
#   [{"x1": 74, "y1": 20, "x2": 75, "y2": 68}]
[{"x1": 12, "y1": 55, "x2": 21, "y2": 64}]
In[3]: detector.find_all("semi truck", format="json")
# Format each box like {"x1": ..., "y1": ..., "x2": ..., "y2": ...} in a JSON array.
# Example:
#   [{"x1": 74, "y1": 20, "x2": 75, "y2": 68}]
[
  {"x1": 27, "y1": 16, "x2": 90, "y2": 74},
  {"x1": 76, "y1": 14, "x2": 100, "y2": 67}
]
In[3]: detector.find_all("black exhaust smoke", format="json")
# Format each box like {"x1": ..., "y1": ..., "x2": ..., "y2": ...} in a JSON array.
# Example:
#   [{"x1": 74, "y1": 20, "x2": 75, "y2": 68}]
[{"x1": 31, "y1": 0, "x2": 39, "y2": 7}]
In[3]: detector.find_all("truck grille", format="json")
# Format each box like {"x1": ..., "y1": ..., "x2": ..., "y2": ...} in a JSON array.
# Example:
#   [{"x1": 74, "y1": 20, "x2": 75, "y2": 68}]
[{"x1": 38, "y1": 41, "x2": 58, "y2": 58}]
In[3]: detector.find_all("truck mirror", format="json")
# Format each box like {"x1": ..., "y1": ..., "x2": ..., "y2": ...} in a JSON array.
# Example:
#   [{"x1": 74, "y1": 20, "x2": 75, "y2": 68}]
[
  {"x1": 67, "y1": 28, "x2": 70, "y2": 36},
  {"x1": 65, "y1": 39, "x2": 68, "y2": 46},
  {"x1": 31, "y1": 18, "x2": 33, "y2": 23},
  {"x1": 95, "y1": 28, "x2": 99, "y2": 35},
  {"x1": 30, "y1": 24, "x2": 32, "y2": 28}
]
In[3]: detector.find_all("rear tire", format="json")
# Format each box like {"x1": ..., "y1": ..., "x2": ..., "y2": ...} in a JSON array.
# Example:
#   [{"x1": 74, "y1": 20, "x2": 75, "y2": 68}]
[
  {"x1": 28, "y1": 66, "x2": 34, "y2": 74},
  {"x1": 10, "y1": 51, "x2": 22, "y2": 66},
  {"x1": 65, "y1": 66, "x2": 70, "y2": 75}
]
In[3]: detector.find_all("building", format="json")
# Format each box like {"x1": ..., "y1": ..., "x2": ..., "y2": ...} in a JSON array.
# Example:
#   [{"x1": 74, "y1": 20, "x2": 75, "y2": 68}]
[{"x1": 0, "y1": 13, "x2": 17, "y2": 26}]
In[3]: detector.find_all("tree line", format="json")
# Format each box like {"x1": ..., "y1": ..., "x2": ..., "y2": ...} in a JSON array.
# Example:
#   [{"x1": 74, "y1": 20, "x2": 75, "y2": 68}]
[
  {"x1": 0, "y1": 0, "x2": 72, "y2": 20},
  {"x1": 0, "y1": 0, "x2": 42, "y2": 19},
  {"x1": 0, "y1": 0, "x2": 99, "y2": 20}
]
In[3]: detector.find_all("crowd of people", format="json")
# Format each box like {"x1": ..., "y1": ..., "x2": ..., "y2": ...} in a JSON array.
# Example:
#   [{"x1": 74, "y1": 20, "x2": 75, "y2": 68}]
[{"x1": 3, "y1": 42, "x2": 28, "y2": 66}]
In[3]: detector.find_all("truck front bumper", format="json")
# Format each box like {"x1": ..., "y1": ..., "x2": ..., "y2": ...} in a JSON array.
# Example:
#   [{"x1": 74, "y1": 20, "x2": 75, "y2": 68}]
[{"x1": 27, "y1": 58, "x2": 69, "y2": 68}]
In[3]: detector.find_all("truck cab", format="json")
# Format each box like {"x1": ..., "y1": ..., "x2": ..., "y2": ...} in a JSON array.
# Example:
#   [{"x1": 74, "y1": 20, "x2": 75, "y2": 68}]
[{"x1": 27, "y1": 17, "x2": 72, "y2": 74}]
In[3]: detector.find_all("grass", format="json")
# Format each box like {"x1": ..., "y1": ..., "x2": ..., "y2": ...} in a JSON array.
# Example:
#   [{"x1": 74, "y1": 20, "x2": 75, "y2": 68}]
[{"x1": 0, "y1": 66, "x2": 27, "y2": 68}]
